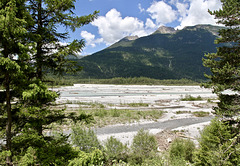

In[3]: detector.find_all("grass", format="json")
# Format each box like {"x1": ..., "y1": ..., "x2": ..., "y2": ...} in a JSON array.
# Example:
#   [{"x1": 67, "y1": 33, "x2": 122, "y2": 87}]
[
  {"x1": 180, "y1": 95, "x2": 203, "y2": 101},
  {"x1": 176, "y1": 110, "x2": 191, "y2": 114},
  {"x1": 121, "y1": 102, "x2": 149, "y2": 107},
  {"x1": 192, "y1": 111, "x2": 209, "y2": 117},
  {"x1": 64, "y1": 100, "x2": 105, "y2": 108},
  {"x1": 76, "y1": 108, "x2": 164, "y2": 127}
]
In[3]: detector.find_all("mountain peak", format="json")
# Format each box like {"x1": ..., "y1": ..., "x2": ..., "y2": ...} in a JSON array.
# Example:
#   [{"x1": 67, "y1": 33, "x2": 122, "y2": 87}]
[
  {"x1": 183, "y1": 24, "x2": 222, "y2": 36},
  {"x1": 123, "y1": 35, "x2": 139, "y2": 41},
  {"x1": 154, "y1": 26, "x2": 176, "y2": 34}
]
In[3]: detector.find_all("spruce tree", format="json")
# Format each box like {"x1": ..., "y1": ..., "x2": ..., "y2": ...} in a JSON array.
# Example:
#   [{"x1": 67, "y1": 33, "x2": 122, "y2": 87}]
[
  {"x1": 27, "y1": 0, "x2": 98, "y2": 80},
  {"x1": 20, "y1": 0, "x2": 98, "y2": 136},
  {"x1": 1, "y1": 0, "x2": 98, "y2": 165},
  {"x1": 203, "y1": 0, "x2": 240, "y2": 118},
  {"x1": 0, "y1": 0, "x2": 31, "y2": 165},
  {"x1": 196, "y1": 1, "x2": 240, "y2": 164}
]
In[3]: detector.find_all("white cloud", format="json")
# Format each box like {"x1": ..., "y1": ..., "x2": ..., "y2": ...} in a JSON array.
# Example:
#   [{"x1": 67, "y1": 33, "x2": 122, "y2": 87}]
[
  {"x1": 80, "y1": 31, "x2": 103, "y2": 47},
  {"x1": 145, "y1": 18, "x2": 157, "y2": 29},
  {"x1": 176, "y1": 2, "x2": 189, "y2": 19},
  {"x1": 146, "y1": 1, "x2": 177, "y2": 25},
  {"x1": 176, "y1": 0, "x2": 222, "y2": 29},
  {"x1": 138, "y1": 3, "x2": 145, "y2": 13},
  {"x1": 91, "y1": 8, "x2": 149, "y2": 45},
  {"x1": 85, "y1": 0, "x2": 222, "y2": 52}
]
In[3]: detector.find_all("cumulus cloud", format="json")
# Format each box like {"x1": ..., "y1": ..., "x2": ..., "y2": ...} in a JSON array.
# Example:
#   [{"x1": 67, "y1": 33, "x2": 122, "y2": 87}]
[
  {"x1": 85, "y1": 0, "x2": 222, "y2": 50},
  {"x1": 145, "y1": 18, "x2": 157, "y2": 29},
  {"x1": 80, "y1": 31, "x2": 103, "y2": 47},
  {"x1": 91, "y1": 8, "x2": 148, "y2": 45},
  {"x1": 176, "y1": 2, "x2": 189, "y2": 20},
  {"x1": 176, "y1": 0, "x2": 222, "y2": 29},
  {"x1": 146, "y1": 1, "x2": 177, "y2": 25},
  {"x1": 144, "y1": 0, "x2": 221, "y2": 29}
]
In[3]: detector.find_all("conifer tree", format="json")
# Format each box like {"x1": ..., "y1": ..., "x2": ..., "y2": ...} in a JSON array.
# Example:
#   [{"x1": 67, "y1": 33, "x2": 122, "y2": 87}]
[
  {"x1": 197, "y1": 1, "x2": 240, "y2": 164},
  {"x1": 1, "y1": 0, "x2": 98, "y2": 165},
  {"x1": 27, "y1": 0, "x2": 98, "y2": 80},
  {"x1": 0, "y1": 0, "x2": 30, "y2": 165},
  {"x1": 203, "y1": 0, "x2": 240, "y2": 118},
  {"x1": 20, "y1": 0, "x2": 98, "y2": 137}
]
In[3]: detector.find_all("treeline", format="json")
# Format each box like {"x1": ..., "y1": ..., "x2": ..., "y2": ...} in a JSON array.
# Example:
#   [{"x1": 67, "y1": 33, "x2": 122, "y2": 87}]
[{"x1": 46, "y1": 76, "x2": 200, "y2": 86}]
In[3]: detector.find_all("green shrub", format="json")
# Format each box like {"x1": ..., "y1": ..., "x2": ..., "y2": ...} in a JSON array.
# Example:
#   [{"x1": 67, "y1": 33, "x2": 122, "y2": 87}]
[
  {"x1": 169, "y1": 138, "x2": 195, "y2": 163},
  {"x1": 194, "y1": 118, "x2": 240, "y2": 166},
  {"x1": 192, "y1": 111, "x2": 209, "y2": 117},
  {"x1": 130, "y1": 129, "x2": 158, "y2": 164},
  {"x1": 104, "y1": 136, "x2": 129, "y2": 162},
  {"x1": 71, "y1": 125, "x2": 102, "y2": 153},
  {"x1": 181, "y1": 95, "x2": 203, "y2": 101},
  {"x1": 176, "y1": 110, "x2": 191, "y2": 114},
  {"x1": 128, "y1": 102, "x2": 149, "y2": 107},
  {"x1": 94, "y1": 109, "x2": 108, "y2": 118},
  {"x1": 141, "y1": 156, "x2": 165, "y2": 166},
  {"x1": 68, "y1": 148, "x2": 105, "y2": 166},
  {"x1": 111, "y1": 109, "x2": 121, "y2": 117}
]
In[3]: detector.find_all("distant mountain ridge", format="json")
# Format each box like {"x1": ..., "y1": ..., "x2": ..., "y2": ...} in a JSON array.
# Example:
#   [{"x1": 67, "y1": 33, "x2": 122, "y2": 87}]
[
  {"x1": 76, "y1": 24, "x2": 224, "y2": 80},
  {"x1": 153, "y1": 26, "x2": 176, "y2": 34}
]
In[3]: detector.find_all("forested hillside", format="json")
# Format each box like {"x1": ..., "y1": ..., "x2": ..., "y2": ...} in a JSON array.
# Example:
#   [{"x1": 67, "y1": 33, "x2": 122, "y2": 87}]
[{"x1": 76, "y1": 24, "x2": 224, "y2": 80}]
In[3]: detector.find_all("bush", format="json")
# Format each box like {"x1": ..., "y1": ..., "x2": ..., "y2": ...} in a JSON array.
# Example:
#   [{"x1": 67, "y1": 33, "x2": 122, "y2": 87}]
[
  {"x1": 169, "y1": 138, "x2": 195, "y2": 163},
  {"x1": 71, "y1": 125, "x2": 102, "y2": 153},
  {"x1": 130, "y1": 129, "x2": 158, "y2": 164},
  {"x1": 192, "y1": 111, "x2": 209, "y2": 117},
  {"x1": 181, "y1": 95, "x2": 203, "y2": 101},
  {"x1": 194, "y1": 118, "x2": 240, "y2": 166},
  {"x1": 104, "y1": 136, "x2": 129, "y2": 162},
  {"x1": 68, "y1": 148, "x2": 105, "y2": 166}
]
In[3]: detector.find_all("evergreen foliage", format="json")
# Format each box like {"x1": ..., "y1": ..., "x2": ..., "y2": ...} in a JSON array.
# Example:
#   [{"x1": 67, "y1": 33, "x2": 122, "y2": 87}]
[
  {"x1": 0, "y1": 0, "x2": 98, "y2": 165},
  {"x1": 169, "y1": 138, "x2": 195, "y2": 163},
  {"x1": 104, "y1": 136, "x2": 129, "y2": 163},
  {"x1": 71, "y1": 126, "x2": 102, "y2": 153},
  {"x1": 196, "y1": 0, "x2": 240, "y2": 165},
  {"x1": 130, "y1": 129, "x2": 158, "y2": 164},
  {"x1": 194, "y1": 118, "x2": 240, "y2": 165},
  {"x1": 203, "y1": 0, "x2": 240, "y2": 118}
]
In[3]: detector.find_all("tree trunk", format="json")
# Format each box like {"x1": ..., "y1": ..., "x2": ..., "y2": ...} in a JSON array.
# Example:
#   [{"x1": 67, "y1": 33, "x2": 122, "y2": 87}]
[
  {"x1": 3, "y1": 42, "x2": 13, "y2": 165},
  {"x1": 5, "y1": 73, "x2": 12, "y2": 166},
  {"x1": 36, "y1": 0, "x2": 43, "y2": 80}
]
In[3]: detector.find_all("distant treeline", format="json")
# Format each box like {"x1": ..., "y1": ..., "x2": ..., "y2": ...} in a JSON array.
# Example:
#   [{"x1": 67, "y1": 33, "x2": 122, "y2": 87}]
[{"x1": 45, "y1": 76, "x2": 200, "y2": 86}]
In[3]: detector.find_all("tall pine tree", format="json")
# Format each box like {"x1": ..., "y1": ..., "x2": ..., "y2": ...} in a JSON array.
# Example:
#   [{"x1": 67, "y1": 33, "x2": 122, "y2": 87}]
[
  {"x1": 0, "y1": 0, "x2": 31, "y2": 165},
  {"x1": 203, "y1": 0, "x2": 240, "y2": 118},
  {"x1": 198, "y1": 1, "x2": 240, "y2": 164},
  {"x1": 1, "y1": 0, "x2": 98, "y2": 165},
  {"x1": 20, "y1": 0, "x2": 98, "y2": 136}
]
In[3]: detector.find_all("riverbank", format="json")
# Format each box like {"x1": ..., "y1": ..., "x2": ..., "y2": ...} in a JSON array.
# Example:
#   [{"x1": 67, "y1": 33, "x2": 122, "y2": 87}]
[{"x1": 54, "y1": 84, "x2": 217, "y2": 145}]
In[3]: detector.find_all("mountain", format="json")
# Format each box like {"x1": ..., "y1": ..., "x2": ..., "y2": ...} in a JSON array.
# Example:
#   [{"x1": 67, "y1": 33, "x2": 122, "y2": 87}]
[{"x1": 76, "y1": 24, "x2": 224, "y2": 80}]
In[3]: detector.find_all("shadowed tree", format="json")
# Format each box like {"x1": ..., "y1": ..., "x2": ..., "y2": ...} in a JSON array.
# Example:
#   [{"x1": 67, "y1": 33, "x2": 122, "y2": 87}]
[
  {"x1": 203, "y1": 0, "x2": 240, "y2": 119},
  {"x1": 196, "y1": 0, "x2": 240, "y2": 165},
  {"x1": 1, "y1": 0, "x2": 98, "y2": 165}
]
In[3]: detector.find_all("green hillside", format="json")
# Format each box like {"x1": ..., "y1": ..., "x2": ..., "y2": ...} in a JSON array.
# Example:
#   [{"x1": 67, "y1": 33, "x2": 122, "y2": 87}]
[{"x1": 75, "y1": 24, "x2": 223, "y2": 80}]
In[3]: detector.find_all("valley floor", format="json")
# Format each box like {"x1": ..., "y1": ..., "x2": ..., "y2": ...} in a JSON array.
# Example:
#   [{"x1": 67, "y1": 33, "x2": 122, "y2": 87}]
[{"x1": 54, "y1": 84, "x2": 217, "y2": 147}]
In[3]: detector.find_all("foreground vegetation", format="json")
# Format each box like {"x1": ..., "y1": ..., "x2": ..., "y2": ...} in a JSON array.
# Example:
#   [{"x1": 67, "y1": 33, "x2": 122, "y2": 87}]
[{"x1": 55, "y1": 117, "x2": 240, "y2": 166}]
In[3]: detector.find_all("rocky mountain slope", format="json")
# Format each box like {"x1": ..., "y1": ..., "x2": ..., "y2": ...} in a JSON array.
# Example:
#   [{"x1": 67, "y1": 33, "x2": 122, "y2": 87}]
[{"x1": 76, "y1": 24, "x2": 223, "y2": 80}]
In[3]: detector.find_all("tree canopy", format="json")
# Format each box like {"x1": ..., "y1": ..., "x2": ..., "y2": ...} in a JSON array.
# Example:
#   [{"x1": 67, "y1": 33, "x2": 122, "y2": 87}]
[
  {"x1": 0, "y1": 0, "x2": 98, "y2": 165},
  {"x1": 203, "y1": 0, "x2": 240, "y2": 118}
]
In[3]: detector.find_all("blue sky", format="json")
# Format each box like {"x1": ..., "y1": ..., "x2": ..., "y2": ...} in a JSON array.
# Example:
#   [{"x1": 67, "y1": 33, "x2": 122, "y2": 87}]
[{"x1": 67, "y1": 0, "x2": 222, "y2": 55}]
